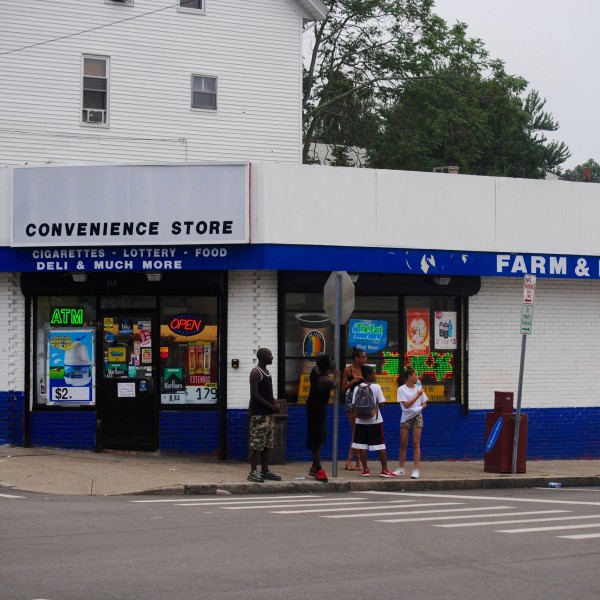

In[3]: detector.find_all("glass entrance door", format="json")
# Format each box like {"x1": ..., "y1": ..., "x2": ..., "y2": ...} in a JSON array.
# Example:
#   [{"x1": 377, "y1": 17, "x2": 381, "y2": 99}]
[{"x1": 98, "y1": 311, "x2": 156, "y2": 450}]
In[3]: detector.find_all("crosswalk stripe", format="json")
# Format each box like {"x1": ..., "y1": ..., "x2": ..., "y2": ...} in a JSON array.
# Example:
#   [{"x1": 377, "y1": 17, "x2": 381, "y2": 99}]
[
  {"x1": 497, "y1": 522, "x2": 600, "y2": 533},
  {"x1": 320, "y1": 503, "x2": 512, "y2": 519},
  {"x1": 131, "y1": 495, "x2": 323, "y2": 504},
  {"x1": 436, "y1": 514, "x2": 600, "y2": 528},
  {"x1": 273, "y1": 502, "x2": 464, "y2": 519},
  {"x1": 269, "y1": 501, "x2": 453, "y2": 515},
  {"x1": 558, "y1": 532, "x2": 600, "y2": 539},
  {"x1": 378, "y1": 509, "x2": 569, "y2": 524},
  {"x1": 0, "y1": 493, "x2": 26, "y2": 499},
  {"x1": 172, "y1": 498, "x2": 368, "y2": 507},
  {"x1": 218, "y1": 500, "x2": 417, "y2": 514},
  {"x1": 195, "y1": 499, "x2": 391, "y2": 510},
  {"x1": 373, "y1": 491, "x2": 600, "y2": 507}
]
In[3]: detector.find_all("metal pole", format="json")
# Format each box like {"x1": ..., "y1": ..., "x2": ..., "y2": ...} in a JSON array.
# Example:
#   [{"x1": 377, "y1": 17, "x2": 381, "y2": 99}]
[
  {"x1": 511, "y1": 333, "x2": 527, "y2": 474},
  {"x1": 332, "y1": 273, "x2": 342, "y2": 477}
]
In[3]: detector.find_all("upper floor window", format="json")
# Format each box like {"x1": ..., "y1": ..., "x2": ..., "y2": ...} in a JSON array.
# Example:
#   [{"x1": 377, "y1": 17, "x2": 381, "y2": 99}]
[
  {"x1": 191, "y1": 75, "x2": 217, "y2": 110},
  {"x1": 82, "y1": 56, "x2": 109, "y2": 126},
  {"x1": 179, "y1": 0, "x2": 205, "y2": 13}
]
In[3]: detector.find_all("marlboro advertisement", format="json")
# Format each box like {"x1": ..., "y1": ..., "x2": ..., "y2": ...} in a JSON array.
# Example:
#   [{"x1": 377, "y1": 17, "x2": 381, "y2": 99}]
[{"x1": 406, "y1": 309, "x2": 430, "y2": 356}]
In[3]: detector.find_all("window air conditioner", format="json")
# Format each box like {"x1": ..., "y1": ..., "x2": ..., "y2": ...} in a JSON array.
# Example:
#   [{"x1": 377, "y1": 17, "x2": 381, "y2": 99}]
[{"x1": 84, "y1": 110, "x2": 105, "y2": 124}]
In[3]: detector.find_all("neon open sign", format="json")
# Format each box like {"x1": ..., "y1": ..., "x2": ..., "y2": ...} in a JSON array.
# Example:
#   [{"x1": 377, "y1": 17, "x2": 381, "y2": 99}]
[
  {"x1": 50, "y1": 307, "x2": 84, "y2": 326},
  {"x1": 168, "y1": 313, "x2": 205, "y2": 336}
]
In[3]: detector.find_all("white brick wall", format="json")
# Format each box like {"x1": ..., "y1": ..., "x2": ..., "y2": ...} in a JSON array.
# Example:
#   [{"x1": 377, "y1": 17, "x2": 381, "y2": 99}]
[
  {"x1": 469, "y1": 277, "x2": 600, "y2": 409},
  {"x1": 227, "y1": 270, "x2": 278, "y2": 409},
  {"x1": 0, "y1": 274, "x2": 25, "y2": 393}
]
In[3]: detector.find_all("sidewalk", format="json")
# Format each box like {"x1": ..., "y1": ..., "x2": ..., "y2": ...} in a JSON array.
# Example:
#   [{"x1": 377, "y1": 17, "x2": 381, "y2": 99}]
[{"x1": 1, "y1": 445, "x2": 599, "y2": 496}]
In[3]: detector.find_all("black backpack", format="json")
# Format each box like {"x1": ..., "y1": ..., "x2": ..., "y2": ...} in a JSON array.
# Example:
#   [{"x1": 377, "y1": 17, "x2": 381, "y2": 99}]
[{"x1": 354, "y1": 383, "x2": 378, "y2": 418}]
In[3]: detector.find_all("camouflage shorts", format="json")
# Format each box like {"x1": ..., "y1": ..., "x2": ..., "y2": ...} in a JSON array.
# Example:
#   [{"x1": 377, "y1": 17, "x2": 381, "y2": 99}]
[
  {"x1": 249, "y1": 415, "x2": 275, "y2": 451},
  {"x1": 400, "y1": 412, "x2": 424, "y2": 429}
]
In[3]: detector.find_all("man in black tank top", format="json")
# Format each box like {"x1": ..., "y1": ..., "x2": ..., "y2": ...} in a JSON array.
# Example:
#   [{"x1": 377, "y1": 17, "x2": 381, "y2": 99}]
[
  {"x1": 248, "y1": 348, "x2": 282, "y2": 483},
  {"x1": 306, "y1": 354, "x2": 340, "y2": 482}
]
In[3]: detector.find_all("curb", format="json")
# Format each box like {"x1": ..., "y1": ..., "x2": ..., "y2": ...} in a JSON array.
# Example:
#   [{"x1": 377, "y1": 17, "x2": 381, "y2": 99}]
[{"x1": 116, "y1": 475, "x2": 600, "y2": 497}]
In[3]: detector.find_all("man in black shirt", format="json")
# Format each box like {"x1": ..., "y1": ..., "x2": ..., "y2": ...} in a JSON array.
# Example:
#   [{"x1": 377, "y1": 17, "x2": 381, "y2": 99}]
[
  {"x1": 248, "y1": 348, "x2": 282, "y2": 482},
  {"x1": 306, "y1": 354, "x2": 340, "y2": 482}
]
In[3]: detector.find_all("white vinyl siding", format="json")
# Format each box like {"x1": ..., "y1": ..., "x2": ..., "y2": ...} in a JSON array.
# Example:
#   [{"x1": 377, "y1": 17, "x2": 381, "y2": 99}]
[
  {"x1": 179, "y1": 0, "x2": 205, "y2": 14},
  {"x1": 0, "y1": 0, "x2": 304, "y2": 165}
]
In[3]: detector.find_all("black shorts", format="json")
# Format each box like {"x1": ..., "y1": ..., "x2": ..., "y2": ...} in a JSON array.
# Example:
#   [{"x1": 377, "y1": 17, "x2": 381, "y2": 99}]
[
  {"x1": 352, "y1": 422, "x2": 386, "y2": 451},
  {"x1": 306, "y1": 402, "x2": 327, "y2": 451}
]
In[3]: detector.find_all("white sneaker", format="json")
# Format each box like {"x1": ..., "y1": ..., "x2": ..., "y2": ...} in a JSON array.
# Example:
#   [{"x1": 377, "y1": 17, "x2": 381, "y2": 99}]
[
  {"x1": 411, "y1": 468, "x2": 420, "y2": 479},
  {"x1": 393, "y1": 467, "x2": 405, "y2": 476}
]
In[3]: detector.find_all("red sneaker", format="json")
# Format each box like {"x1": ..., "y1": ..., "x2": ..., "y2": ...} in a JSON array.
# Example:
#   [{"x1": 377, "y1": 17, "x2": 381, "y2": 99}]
[
  {"x1": 314, "y1": 469, "x2": 328, "y2": 482},
  {"x1": 361, "y1": 468, "x2": 371, "y2": 477},
  {"x1": 380, "y1": 469, "x2": 397, "y2": 478}
]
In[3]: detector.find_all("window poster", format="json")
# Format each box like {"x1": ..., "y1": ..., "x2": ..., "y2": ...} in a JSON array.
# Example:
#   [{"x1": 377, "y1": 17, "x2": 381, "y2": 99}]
[
  {"x1": 348, "y1": 319, "x2": 388, "y2": 353},
  {"x1": 138, "y1": 320, "x2": 152, "y2": 347},
  {"x1": 434, "y1": 311, "x2": 457, "y2": 350},
  {"x1": 47, "y1": 329, "x2": 95, "y2": 405},
  {"x1": 406, "y1": 309, "x2": 430, "y2": 356}
]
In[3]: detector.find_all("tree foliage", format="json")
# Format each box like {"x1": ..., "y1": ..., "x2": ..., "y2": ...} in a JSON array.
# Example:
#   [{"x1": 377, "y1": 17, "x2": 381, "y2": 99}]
[
  {"x1": 303, "y1": 0, "x2": 490, "y2": 162},
  {"x1": 304, "y1": 1, "x2": 570, "y2": 178},
  {"x1": 368, "y1": 67, "x2": 570, "y2": 178},
  {"x1": 560, "y1": 159, "x2": 600, "y2": 183}
]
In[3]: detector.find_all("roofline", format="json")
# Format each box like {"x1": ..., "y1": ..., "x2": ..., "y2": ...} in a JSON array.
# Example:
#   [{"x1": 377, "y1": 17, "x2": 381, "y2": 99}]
[{"x1": 292, "y1": 0, "x2": 328, "y2": 21}]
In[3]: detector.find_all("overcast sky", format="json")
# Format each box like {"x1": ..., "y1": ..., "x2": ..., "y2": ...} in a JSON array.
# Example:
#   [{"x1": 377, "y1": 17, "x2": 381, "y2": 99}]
[{"x1": 433, "y1": 0, "x2": 599, "y2": 170}]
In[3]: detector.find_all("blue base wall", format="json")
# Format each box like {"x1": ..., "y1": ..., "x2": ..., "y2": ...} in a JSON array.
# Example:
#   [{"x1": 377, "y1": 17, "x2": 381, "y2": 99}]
[
  {"x1": 159, "y1": 411, "x2": 220, "y2": 455},
  {"x1": 4, "y1": 397, "x2": 600, "y2": 461},
  {"x1": 0, "y1": 392, "x2": 24, "y2": 446},
  {"x1": 228, "y1": 404, "x2": 600, "y2": 462},
  {"x1": 29, "y1": 411, "x2": 96, "y2": 450}
]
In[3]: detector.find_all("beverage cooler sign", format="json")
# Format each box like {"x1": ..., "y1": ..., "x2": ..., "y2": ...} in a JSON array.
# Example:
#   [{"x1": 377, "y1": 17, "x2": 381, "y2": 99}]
[
  {"x1": 47, "y1": 329, "x2": 95, "y2": 405},
  {"x1": 434, "y1": 311, "x2": 457, "y2": 350}
]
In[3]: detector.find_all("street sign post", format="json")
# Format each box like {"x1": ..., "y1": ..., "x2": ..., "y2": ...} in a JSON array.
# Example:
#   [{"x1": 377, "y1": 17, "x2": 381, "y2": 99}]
[
  {"x1": 512, "y1": 275, "x2": 536, "y2": 474},
  {"x1": 324, "y1": 271, "x2": 355, "y2": 325},
  {"x1": 323, "y1": 271, "x2": 355, "y2": 477},
  {"x1": 520, "y1": 305, "x2": 534, "y2": 335}
]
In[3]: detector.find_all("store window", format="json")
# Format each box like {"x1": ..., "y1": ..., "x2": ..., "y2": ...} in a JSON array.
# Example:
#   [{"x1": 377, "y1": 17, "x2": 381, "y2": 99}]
[
  {"x1": 283, "y1": 293, "x2": 333, "y2": 403},
  {"x1": 282, "y1": 288, "x2": 461, "y2": 405},
  {"x1": 404, "y1": 297, "x2": 458, "y2": 403},
  {"x1": 346, "y1": 296, "x2": 399, "y2": 403},
  {"x1": 35, "y1": 296, "x2": 97, "y2": 407},
  {"x1": 159, "y1": 296, "x2": 219, "y2": 406}
]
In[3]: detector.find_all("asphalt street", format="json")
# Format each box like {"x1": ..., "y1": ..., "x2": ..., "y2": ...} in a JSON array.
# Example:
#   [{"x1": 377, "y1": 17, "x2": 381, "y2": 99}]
[{"x1": 2, "y1": 487, "x2": 599, "y2": 600}]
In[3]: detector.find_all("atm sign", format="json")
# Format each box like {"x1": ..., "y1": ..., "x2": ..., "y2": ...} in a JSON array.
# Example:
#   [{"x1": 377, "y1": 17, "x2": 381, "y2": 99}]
[{"x1": 168, "y1": 314, "x2": 205, "y2": 336}]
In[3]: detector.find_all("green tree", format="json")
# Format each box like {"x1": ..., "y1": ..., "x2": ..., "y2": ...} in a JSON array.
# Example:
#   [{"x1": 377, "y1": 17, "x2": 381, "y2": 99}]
[
  {"x1": 367, "y1": 64, "x2": 570, "y2": 178},
  {"x1": 302, "y1": 0, "x2": 490, "y2": 162},
  {"x1": 561, "y1": 159, "x2": 600, "y2": 182}
]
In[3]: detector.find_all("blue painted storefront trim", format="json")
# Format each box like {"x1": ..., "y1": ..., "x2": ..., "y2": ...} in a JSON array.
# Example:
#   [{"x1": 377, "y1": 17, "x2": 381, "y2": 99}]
[
  {"x1": 5, "y1": 399, "x2": 600, "y2": 460},
  {"x1": 0, "y1": 391, "x2": 24, "y2": 446},
  {"x1": 3, "y1": 244, "x2": 600, "y2": 280}
]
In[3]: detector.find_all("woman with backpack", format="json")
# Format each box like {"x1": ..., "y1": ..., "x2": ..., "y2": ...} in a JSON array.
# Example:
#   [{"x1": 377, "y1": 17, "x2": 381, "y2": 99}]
[
  {"x1": 340, "y1": 348, "x2": 368, "y2": 471},
  {"x1": 351, "y1": 365, "x2": 397, "y2": 478}
]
